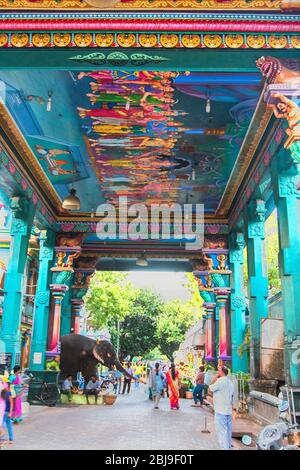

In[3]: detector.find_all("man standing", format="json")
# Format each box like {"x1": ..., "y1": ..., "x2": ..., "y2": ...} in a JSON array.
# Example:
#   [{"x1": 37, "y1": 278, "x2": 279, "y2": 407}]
[
  {"x1": 122, "y1": 363, "x2": 134, "y2": 395},
  {"x1": 193, "y1": 366, "x2": 205, "y2": 406},
  {"x1": 209, "y1": 366, "x2": 235, "y2": 450}
]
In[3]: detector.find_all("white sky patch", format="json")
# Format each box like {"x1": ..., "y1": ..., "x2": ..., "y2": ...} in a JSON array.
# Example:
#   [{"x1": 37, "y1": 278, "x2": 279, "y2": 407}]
[{"x1": 127, "y1": 271, "x2": 192, "y2": 302}]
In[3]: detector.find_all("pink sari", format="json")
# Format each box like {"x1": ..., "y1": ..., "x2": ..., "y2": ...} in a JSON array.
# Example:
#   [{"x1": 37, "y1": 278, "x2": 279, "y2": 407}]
[
  {"x1": 12, "y1": 374, "x2": 22, "y2": 420},
  {"x1": 166, "y1": 370, "x2": 180, "y2": 410}
]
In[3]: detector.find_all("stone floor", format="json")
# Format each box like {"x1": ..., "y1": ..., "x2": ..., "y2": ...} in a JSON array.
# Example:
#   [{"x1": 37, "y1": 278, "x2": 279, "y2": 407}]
[{"x1": 2, "y1": 386, "x2": 224, "y2": 450}]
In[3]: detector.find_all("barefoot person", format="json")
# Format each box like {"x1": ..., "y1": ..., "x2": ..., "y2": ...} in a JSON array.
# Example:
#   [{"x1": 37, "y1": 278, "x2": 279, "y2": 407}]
[
  {"x1": 1, "y1": 380, "x2": 14, "y2": 446},
  {"x1": 193, "y1": 366, "x2": 205, "y2": 406},
  {"x1": 149, "y1": 363, "x2": 165, "y2": 410},
  {"x1": 209, "y1": 366, "x2": 235, "y2": 450},
  {"x1": 166, "y1": 362, "x2": 180, "y2": 410}
]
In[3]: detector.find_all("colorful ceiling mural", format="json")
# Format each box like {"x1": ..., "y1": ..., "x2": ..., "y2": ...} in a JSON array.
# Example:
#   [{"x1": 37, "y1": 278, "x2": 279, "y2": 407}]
[{"x1": 0, "y1": 69, "x2": 263, "y2": 214}]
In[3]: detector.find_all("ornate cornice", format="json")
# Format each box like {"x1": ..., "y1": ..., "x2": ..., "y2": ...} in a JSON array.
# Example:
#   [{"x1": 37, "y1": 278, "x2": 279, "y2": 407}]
[
  {"x1": 0, "y1": 0, "x2": 282, "y2": 11},
  {"x1": 0, "y1": 31, "x2": 299, "y2": 50},
  {"x1": 217, "y1": 84, "x2": 273, "y2": 217}
]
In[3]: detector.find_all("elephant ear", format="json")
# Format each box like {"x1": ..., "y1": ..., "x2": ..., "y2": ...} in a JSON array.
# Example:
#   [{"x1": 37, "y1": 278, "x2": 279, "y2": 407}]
[{"x1": 92, "y1": 345, "x2": 104, "y2": 364}]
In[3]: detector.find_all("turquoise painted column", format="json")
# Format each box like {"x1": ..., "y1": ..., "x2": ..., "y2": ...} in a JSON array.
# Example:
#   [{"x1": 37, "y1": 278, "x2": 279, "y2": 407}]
[
  {"x1": 60, "y1": 274, "x2": 74, "y2": 337},
  {"x1": 229, "y1": 232, "x2": 248, "y2": 373},
  {"x1": 29, "y1": 230, "x2": 55, "y2": 370},
  {"x1": 0, "y1": 197, "x2": 35, "y2": 367},
  {"x1": 244, "y1": 199, "x2": 268, "y2": 379},
  {"x1": 264, "y1": 88, "x2": 300, "y2": 390},
  {"x1": 271, "y1": 155, "x2": 300, "y2": 387}
]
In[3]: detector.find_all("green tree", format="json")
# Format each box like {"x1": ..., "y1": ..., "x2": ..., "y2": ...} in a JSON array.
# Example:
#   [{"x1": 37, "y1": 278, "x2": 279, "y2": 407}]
[
  {"x1": 85, "y1": 271, "x2": 136, "y2": 329},
  {"x1": 109, "y1": 289, "x2": 164, "y2": 359},
  {"x1": 156, "y1": 299, "x2": 198, "y2": 360}
]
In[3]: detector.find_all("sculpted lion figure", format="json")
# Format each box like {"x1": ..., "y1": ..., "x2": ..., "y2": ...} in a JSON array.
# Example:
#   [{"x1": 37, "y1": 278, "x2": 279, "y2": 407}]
[{"x1": 256, "y1": 56, "x2": 300, "y2": 85}]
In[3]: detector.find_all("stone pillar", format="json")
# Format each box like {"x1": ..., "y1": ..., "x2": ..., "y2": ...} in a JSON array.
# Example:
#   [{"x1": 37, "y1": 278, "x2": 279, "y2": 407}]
[
  {"x1": 215, "y1": 288, "x2": 231, "y2": 362},
  {"x1": 244, "y1": 199, "x2": 268, "y2": 379},
  {"x1": 29, "y1": 230, "x2": 55, "y2": 370},
  {"x1": 203, "y1": 302, "x2": 216, "y2": 363},
  {"x1": 265, "y1": 88, "x2": 300, "y2": 388},
  {"x1": 71, "y1": 299, "x2": 84, "y2": 334},
  {"x1": 60, "y1": 274, "x2": 74, "y2": 337},
  {"x1": 229, "y1": 232, "x2": 248, "y2": 373},
  {"x1": 0, "y1": 197, "x2": 35, "y2": 367},
  {"x1": 47, "y1": 284, "x2": 68, "y2": 354},
  {"x1": 271, "y1": 145, "x2": 300, "y2": 387}
]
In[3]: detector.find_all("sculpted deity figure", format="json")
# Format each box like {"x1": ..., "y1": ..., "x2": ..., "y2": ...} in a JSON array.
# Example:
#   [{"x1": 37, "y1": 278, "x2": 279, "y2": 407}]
[{"x1": 268, "y1": 93, "x2": 300, "y2": 135}]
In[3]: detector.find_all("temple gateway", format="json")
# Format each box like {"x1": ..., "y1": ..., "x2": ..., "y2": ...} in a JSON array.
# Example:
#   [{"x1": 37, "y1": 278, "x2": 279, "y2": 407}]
[{"x1": 0, "y1": 0, "x2": 300, "y2": 426}]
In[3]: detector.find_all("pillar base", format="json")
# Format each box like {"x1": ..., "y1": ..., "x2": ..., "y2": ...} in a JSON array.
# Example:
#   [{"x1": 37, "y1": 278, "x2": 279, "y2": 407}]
[{"x1": 249, "y1": 379, "x2": 279, "y2": 397}]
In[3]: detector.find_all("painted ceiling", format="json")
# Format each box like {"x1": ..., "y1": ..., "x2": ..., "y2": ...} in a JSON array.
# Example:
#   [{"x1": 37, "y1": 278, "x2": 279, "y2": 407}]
[{"x1": 0, "y1": 68, "x2": 263, "y2": 214}]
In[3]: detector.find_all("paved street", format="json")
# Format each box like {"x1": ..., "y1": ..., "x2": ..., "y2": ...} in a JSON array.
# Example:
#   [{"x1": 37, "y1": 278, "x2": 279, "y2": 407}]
[{"x1": 3, "y1": 387, "x2": 221, "y2": 450}]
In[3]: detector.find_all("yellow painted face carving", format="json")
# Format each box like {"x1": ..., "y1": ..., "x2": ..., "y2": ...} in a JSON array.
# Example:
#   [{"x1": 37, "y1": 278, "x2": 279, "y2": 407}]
[
  {"x1": 117, "y1": 33, "x2": 136, "y2": 48},
  {"x1": 53, "y1": 33, "x2": 71, "y2": 47},
  {"x1": 139, "y1": 34, "x2": 158, "y2": 48},
  {"x1": 182, "y1": 35, "x2": 201, "y2": 48},
  {"x1": 203, "y1": 35, "x2": 222, "y2": 48},
  {"x1": 0, "y1": 34, "x2": 8, "y2": 47},
  {"x1": 225, "y1": 34, "x2": 244, "y2": 48},
  {"x1": 11, "y1": 33, "x2": 29, "y2": 48},
  {"x1": 95, "y1": 34, "x2": 114, "y2": 47},
  {"x1": 160, "y1": 34, "x2": 179, "y2": 48},
  {"x1": 32, "y1": 34, "x2": 51, "y2": 48},
  {"x1": 268, "y1": 35, "x2": 288, "y2": 49},
  {"x1": 74, "y1": 34, "x2": 93, "y2": 47},
  {"x1": 246, "y1": 35, "x2": 266, "y2": 49}
]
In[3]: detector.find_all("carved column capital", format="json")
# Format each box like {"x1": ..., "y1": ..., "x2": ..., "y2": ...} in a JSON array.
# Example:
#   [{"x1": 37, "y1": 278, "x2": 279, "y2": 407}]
[
  {"x1": 10, "y1": 196, "x2": 28, "y2": 220},
  {"x1": 229, "y1": 232, "x2": 245, "y2": 264},
  {"x1": 246, "y1": 199, "x2": 266, "y2": 239}
]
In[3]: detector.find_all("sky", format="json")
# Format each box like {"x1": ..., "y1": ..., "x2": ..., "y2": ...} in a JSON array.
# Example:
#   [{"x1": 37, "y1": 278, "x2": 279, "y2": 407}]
[{"x1": 127, "y1": 271, "x2": 192, "y2": 302}]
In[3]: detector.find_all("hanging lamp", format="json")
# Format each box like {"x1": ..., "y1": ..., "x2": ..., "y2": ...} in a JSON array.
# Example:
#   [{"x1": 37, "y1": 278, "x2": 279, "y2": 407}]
[{"x1": 62, "y1": 188, "x2": 81, "y2": 211}]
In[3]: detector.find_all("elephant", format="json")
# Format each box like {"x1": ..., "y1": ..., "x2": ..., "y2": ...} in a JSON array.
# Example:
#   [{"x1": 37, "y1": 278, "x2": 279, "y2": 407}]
[{"x1": 60, "y1": 334, "x2": 137, "y2": 382}]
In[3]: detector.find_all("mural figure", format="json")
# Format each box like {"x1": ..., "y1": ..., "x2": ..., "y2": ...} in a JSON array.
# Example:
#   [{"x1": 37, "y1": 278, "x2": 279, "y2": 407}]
[{"x1": 34, "y1": 145, "x2": 78, "y2": 177}]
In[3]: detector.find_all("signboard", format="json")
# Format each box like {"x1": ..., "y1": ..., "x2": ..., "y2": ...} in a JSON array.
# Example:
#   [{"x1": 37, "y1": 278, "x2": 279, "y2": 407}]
[
  {"x1": 0, "y1": 352, "x2": 12, "y2": 375},
  {"x1": 33, "y1": 352, "x2": 42, "y2": 365},
  {"x1": 260, "y1": 318, "x2": 284, "y2": 381}
]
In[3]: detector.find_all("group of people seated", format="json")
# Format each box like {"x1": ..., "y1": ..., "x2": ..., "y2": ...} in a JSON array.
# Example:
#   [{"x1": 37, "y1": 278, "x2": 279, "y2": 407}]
[{"x1": 61, "y1": 375, "x2": 102, "y2": 405}]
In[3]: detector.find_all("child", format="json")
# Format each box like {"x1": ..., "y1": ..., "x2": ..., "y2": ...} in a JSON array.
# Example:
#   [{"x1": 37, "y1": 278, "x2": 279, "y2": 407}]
[{"x1": 1, "y1": 381, "x2": 14, "y2": 446}]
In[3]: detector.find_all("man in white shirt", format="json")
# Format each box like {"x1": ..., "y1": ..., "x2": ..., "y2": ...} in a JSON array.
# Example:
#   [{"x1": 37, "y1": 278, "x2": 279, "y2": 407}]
[
  {"x1": 209, "y1": 366, "x2": 235, "y2": 450},
  {"x1": 85, "y1": 375, "x2": 101, "y2": 404},
  {"x1": 62, "y1": 375, "x2": 74, "y2": 403}
]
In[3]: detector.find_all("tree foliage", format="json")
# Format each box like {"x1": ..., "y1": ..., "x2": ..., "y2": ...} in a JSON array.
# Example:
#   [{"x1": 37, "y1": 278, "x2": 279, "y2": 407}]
[
  {"x1": 155, "y1": 300, "x2": 198, "y2": 360},
  {"x1": 85, "y1": 272, "x2": 201, "y2": 360},
  {"x1": 110, "y1": 289, "x2": 164, "y2": 359},
  {"x1": 84, "y1": 272, "x2": 136, "y2": 330}
]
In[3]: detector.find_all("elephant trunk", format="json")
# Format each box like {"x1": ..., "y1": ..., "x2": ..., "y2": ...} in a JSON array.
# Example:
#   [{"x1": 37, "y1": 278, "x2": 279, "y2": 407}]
[{"x1": 115, "y1": 359, "x2": 138, "y2": 381}]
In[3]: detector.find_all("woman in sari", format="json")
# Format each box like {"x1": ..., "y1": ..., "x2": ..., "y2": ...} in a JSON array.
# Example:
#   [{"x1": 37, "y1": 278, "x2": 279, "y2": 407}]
[{"x1": 166, "y1": 363, "x2": 181, "y2": 410}]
